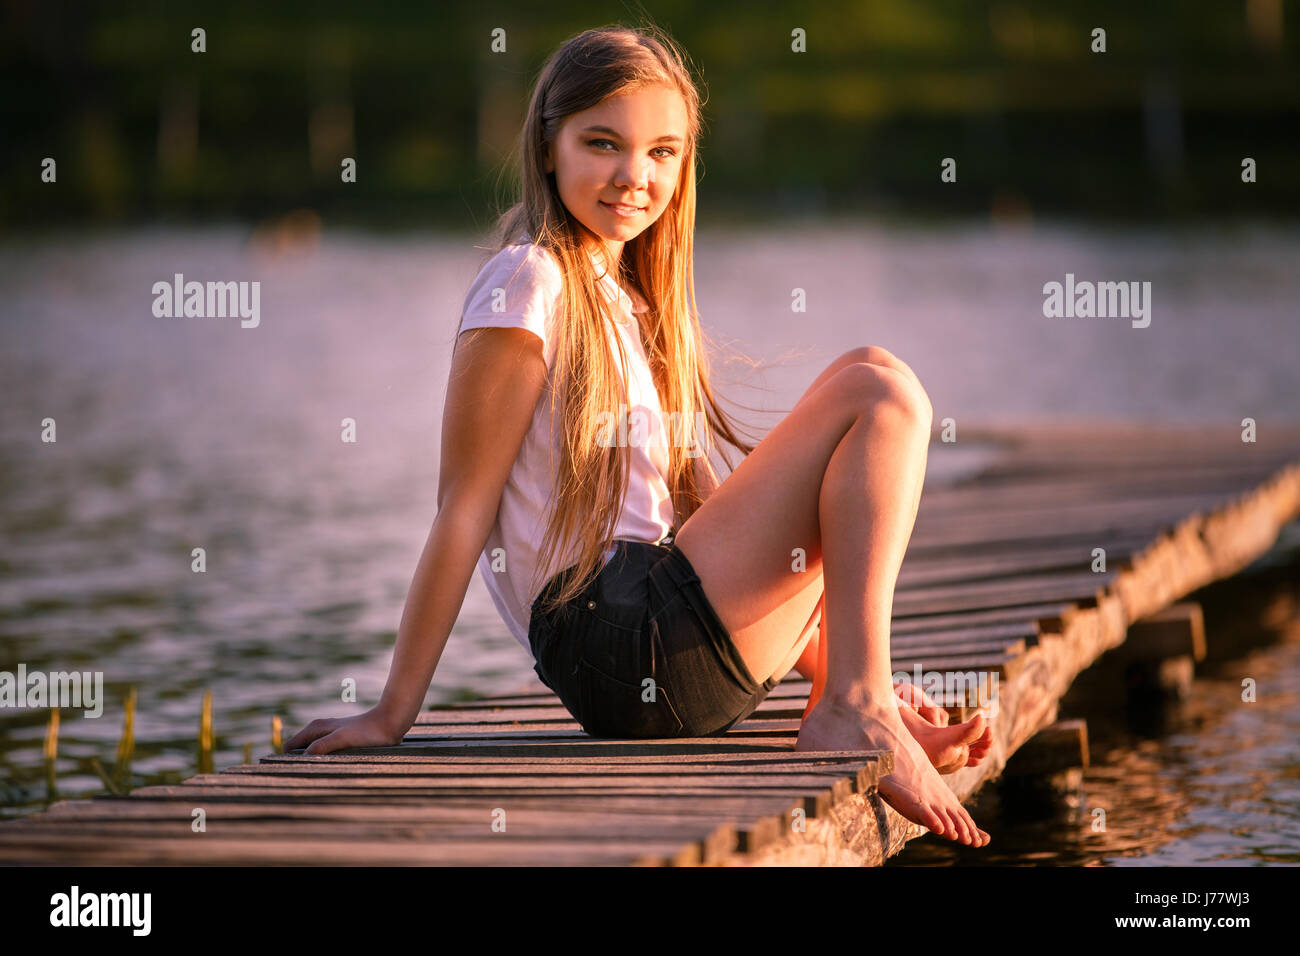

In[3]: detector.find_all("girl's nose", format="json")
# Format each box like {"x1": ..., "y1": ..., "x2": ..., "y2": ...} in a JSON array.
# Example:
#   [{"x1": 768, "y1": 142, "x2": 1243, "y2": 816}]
[{"x1": 619, "y1": 155, "x2": 656, "y2": 189}]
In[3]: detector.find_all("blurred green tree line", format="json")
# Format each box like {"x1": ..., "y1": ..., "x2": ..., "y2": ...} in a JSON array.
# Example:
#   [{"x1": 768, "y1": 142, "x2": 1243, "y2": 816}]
[{"x1": 1, "y1": 0, "x2": 1296, "y2": 228}]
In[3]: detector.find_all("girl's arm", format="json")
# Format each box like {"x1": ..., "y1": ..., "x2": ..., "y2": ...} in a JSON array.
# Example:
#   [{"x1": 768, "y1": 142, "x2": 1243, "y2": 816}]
[
  {"x1": 284, "y1": 326, "x2": 550, "y2": 754},
  {"x1": 369, "y1": 498, "x2": 497, "y2": 738}
]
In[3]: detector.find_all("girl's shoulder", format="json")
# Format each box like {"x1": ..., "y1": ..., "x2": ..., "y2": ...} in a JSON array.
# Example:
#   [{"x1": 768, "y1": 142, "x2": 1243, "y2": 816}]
[
  {"x1": 459, "y1": 239, "x2": 566, "y2": 355},
  {"x1": 476, "y1": 239, "x2": 564, "y2": 290}
]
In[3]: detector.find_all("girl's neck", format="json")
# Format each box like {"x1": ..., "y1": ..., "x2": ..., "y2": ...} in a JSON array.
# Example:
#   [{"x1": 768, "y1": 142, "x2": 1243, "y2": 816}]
[{"x1": 584, "y1": 233, "x2": 623, "y2": 274}]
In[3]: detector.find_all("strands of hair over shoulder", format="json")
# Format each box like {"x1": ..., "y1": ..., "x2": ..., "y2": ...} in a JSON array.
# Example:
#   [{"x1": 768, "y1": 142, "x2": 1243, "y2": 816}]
[{"x1": 475, "y1": 23, "x2": 767, "y2": 616}]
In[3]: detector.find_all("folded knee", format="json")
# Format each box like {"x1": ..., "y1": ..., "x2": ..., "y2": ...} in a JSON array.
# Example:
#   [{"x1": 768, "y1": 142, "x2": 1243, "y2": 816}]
[
  {"x1": 832, "y1": 362, "x2": 931, "y2": 429},
  {"x1": 838, "y1": 345, "x2": 903, "y2": 373},
  {"x1": 840, "y1": 346, "x2": 932, "y2": 423}
]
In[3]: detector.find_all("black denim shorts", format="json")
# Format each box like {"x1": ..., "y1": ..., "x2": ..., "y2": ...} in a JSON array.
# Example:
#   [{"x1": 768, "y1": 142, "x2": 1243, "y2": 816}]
[{"x1": 527, "y1": 534, "x2": 779, "y2": 738}]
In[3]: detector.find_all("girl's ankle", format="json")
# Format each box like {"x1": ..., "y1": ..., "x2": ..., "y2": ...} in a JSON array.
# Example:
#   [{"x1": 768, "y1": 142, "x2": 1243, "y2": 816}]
[{"x1": 815, "y1": 685, "x2": 897, "y2": 722}]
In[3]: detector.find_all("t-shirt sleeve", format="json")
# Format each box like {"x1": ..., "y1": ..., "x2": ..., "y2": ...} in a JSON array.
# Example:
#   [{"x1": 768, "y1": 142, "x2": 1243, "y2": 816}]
[{"x1": 457, "y1": 243, "x2": 564, "y2": 369}]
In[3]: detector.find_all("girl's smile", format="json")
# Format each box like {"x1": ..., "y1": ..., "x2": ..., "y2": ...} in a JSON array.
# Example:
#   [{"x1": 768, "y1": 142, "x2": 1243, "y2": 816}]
[{"x1": 601, "y1": 200, "x2": 648, "y2": 217}]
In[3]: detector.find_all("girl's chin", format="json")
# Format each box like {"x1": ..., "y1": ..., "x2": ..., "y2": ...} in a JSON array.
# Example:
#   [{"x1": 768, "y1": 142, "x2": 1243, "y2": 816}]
[{"x1": 585, "y1": 220, "x2": 643, "y2": 238}]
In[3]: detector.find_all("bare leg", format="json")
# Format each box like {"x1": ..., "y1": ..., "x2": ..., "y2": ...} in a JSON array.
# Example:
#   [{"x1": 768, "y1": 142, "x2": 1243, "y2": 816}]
[
  {"x1": 793, "y1": 402, "x2": 984, "y2": 844},
  {"x1": 674, "y1": 354, "x2": 989, "y2": 845}
]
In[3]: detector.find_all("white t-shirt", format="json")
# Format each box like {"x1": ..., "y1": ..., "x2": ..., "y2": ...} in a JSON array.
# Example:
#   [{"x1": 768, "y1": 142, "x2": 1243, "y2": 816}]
[{"x1": 456, "y1": 241, "x2": 677, "y2": 653}]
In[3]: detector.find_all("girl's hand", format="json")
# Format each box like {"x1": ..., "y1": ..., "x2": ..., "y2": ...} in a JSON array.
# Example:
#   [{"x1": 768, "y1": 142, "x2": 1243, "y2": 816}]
[
  {"x1": 283, "y1": 707, "x2": 408, "y2": 755},
  {"x1": 893, "y1": 681, "x2": 949, "y2": 727}
]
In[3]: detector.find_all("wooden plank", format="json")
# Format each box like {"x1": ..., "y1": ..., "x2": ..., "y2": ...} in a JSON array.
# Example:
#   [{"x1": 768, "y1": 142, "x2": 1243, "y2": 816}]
[
  {"x1": 163, "y1": 770, "x2": 867, "y2": 791},
  {"x1": 283, "y1": 737, "x2": 810, "y2": 756},
  {"x1": 77, "y1": 784, "x2": 857, "y2": 831},
  {"x1": 892, "y1": 620, "x2": 1039, "y2": 644},
  {"x1": 214, "y1": 764, "x2": 870, "y2": 785},
  {"x1": 59, "y1": 790, "x2": 816, "y2": 813},
  {"x1": 889, "y1": 635, "x2": 1026, "y2": 657},
  {"x1": 7, "y1": 816, "x2": 731, "y2": 840},
  {"x1": 899, "y1": 568, "x2": 1118, "y2": 598},
  {"x1": 891, "y1": 602, "x2": 1074, "y2": 633},
  {"x1": 917, "y1": 486, "x2": 1249, "y2": 523},
  {"x1": 113, "y1": 782, "x2": 846, "y2": 799},
  {"x1": 919, "y1": 463, "x2": 1295, "y2": 511},
  {"x1": 963, "y1": 449, "x2": 1300, "y2": 476},
  {"x1": 908, "y1": 493, "x2": 1260, "y2": 548},
  {"x1": 31, "y1": 798, "x2": 785, "y2": 825},
  {"x1": 892, "y1": 571, "x2": 1110, "y2": 615},
  {"x1": 258, "y1": 751, "x2": 875, "y2": 766},
  {"x1": 5, "y1": 816, "x2": 738, "y2": 844},
  {"x1": 950, "y1": 421, "x2": 1300, "y2": 453},
  {"x1": 102, "y1": 792, "x2": 816, "y2": 821},
  {"x1": 0, "y1": 832, "x2": 704, "y2": 866},
  {"x1": 896, "y1": 538, "x2": 1148, "y2": 587}
]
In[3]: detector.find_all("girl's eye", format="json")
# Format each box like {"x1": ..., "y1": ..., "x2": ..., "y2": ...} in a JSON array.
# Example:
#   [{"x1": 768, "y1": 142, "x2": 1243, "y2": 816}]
[{"x1": 587, "y1": 139, "x2": 676, "y2": 159}]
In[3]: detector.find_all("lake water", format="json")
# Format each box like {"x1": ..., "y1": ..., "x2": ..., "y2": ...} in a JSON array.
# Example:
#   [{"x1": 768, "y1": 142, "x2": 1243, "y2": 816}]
[{"x1": 2, "y1": 221, "x2": 1297, "y2": 864}]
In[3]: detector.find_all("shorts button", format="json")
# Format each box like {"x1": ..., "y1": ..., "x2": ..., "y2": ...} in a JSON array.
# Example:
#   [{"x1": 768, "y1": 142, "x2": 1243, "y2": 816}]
[{"x1": 587, "y1": 601, "x2": 596, "y2": 609}]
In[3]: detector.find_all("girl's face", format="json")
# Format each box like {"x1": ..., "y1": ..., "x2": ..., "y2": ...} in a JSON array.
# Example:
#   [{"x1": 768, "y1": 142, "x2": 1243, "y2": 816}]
[{"x1": 544, "y1": 84, "x2": 688, "y2": 261}]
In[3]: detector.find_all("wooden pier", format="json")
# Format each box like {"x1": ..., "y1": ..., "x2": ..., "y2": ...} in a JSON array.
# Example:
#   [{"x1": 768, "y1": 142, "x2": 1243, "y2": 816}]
[{"x1": 3, "y1": 423, "x2": 1299, "y2": 866}]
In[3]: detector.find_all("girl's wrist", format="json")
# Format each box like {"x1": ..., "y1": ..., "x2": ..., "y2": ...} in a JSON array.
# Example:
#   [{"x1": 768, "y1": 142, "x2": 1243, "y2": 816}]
[{"x1": 374, "y1": 700, "x2": 413, "y2": 739}]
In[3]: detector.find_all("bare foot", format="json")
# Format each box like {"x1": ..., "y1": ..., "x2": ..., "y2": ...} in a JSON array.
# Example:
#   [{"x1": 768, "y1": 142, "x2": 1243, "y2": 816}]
[
  {"x1": 795, "y1": 693, "x2": 991, "y2": 846},
  {"x1": 897, "y1": 703, "x2": 993, "y2": 774}
]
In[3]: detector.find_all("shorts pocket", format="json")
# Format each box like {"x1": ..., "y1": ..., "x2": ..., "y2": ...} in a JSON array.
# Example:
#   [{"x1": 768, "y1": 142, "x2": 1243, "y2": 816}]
[{"x1": 575, "y1": 647, "x2": 685, "y2": 739}]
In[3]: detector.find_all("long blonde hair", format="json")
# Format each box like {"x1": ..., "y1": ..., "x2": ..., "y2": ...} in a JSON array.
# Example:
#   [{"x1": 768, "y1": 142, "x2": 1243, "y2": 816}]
[{"x1": 470, "y1": 23, "x2": 764, "y2": 616}]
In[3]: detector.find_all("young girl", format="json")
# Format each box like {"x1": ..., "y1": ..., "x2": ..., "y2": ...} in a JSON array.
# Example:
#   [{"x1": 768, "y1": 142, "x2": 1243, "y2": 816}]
[{"x1": 286, "y1": 25, "x2": 992, "y2": 847}]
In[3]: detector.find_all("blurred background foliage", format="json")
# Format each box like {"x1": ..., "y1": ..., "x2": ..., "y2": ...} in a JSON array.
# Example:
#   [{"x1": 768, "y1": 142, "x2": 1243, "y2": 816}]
[{"x1": 1, "y1": 0, "x2": 1296, "y2": 228}]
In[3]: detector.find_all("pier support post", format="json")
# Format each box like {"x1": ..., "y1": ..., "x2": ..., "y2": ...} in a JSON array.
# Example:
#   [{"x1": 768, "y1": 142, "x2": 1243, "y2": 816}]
[
  {"x1": 997, "y1": 718, "x2": 1090, "y2": 815},
  {"x1": 1117, "y1": 602, "x2": 1206, "y2": 702}
]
